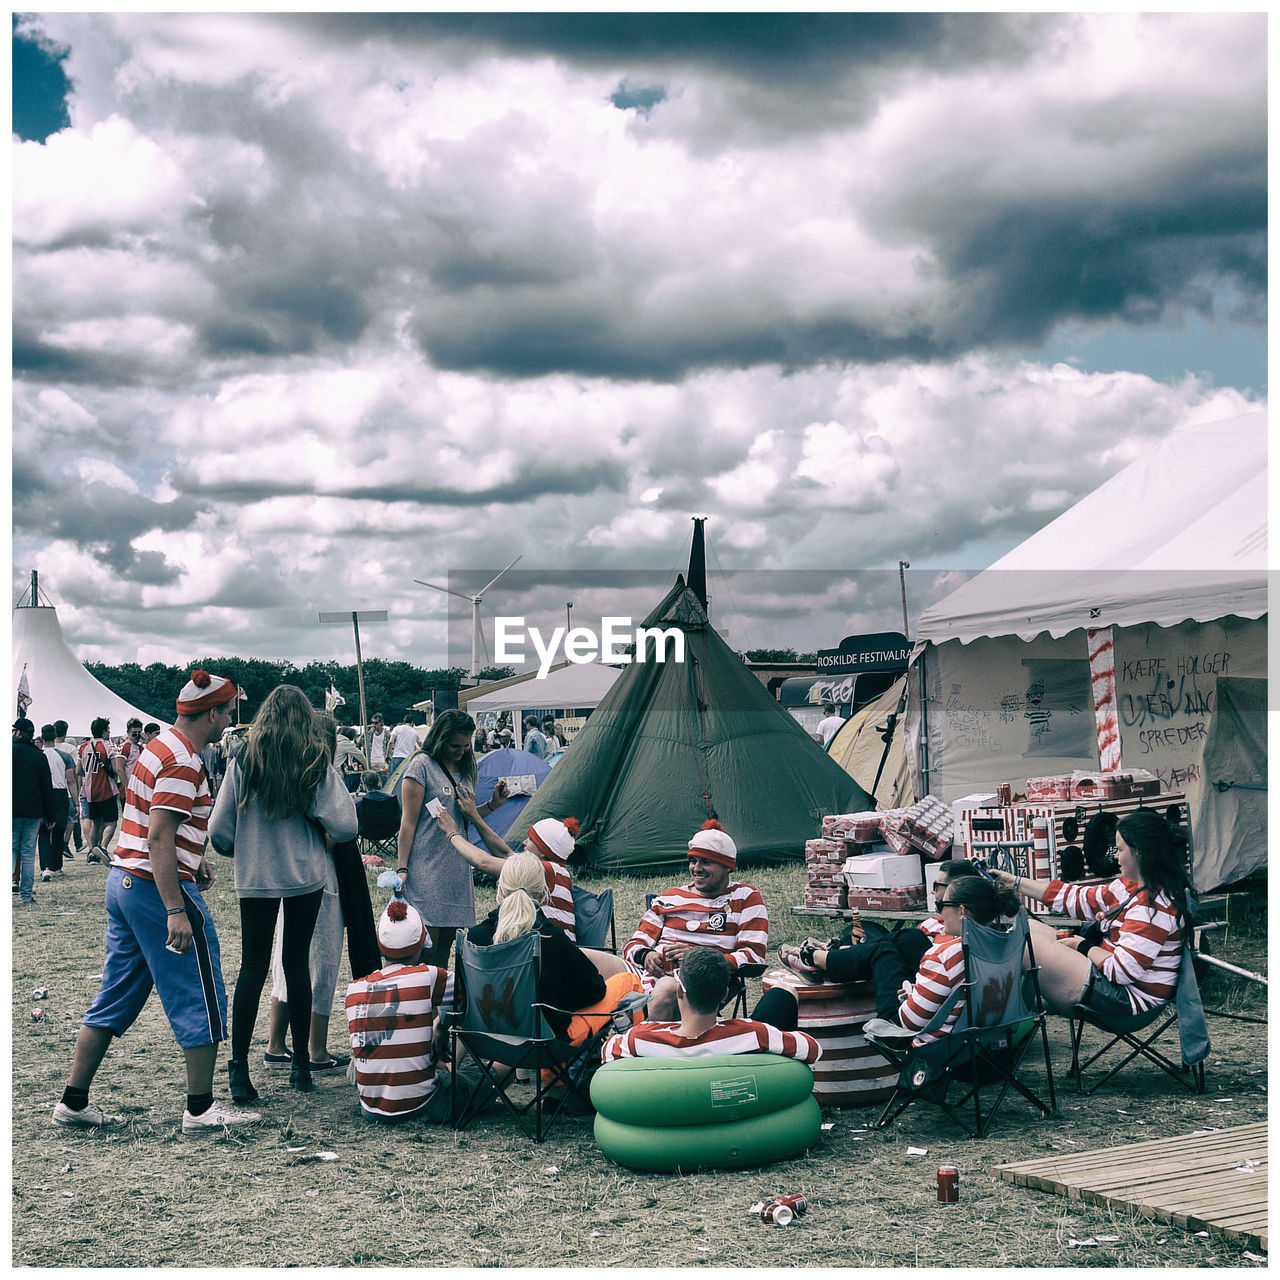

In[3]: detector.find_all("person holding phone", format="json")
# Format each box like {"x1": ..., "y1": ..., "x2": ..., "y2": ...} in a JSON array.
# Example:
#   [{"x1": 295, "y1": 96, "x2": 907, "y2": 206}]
[{"x1": 393, "y1": 709, "x2": 509, "y2": 972}]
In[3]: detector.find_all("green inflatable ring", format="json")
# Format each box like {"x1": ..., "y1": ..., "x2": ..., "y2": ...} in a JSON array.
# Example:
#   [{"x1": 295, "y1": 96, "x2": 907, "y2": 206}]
[
  {"x1": 595, "y1": 1097, "x2": 822, "y2": 1172},
  {"x1": 590, "y1": 1053, "x2": 815, "y2": 1128}
]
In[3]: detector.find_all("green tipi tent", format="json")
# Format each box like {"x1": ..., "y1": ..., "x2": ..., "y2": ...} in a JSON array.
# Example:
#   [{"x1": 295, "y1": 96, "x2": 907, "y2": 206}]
[{"x1": 517, "y1": 575, "x2": 873, "y2": 872}]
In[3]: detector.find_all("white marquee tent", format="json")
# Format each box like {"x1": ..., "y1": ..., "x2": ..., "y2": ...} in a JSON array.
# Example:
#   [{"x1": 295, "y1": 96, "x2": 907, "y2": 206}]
[
  {"x1": 465, "y1": 661, "x2": 621, "y2": 715},
  {"x1": 12, "y1": 604, "x2": 163, "y2": 739},
  {"x1": 906, "y1": 410, "x2": 1267, "y2": 890}
]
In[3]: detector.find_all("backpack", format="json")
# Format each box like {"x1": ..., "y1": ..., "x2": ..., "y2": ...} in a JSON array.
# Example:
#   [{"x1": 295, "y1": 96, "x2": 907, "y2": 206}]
[{"x1": 81, "y1": 741, "x2": 117, "y2": 803}]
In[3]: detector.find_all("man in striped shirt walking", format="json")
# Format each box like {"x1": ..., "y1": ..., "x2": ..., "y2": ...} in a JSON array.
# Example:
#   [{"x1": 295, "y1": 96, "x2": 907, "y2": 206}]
[
  {"x1": 623, "y1": 820, "x2": 769, "y2": 1019},
  {"x1": 603, "y1": 947, "x2": 820, "y2": 1063},
  {"x1": 52, "y1": 670, "x2": 261, "y2": 1133}
]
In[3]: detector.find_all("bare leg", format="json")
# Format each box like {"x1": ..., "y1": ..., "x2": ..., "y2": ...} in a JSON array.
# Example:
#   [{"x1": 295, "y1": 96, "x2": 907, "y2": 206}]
[
  {"x1": 1025, "y1": 917, "x2": 1094, "y2": 1015},
  {"x1": 583, "y1": 948, "x2": 631, "y2": 979},
  {"x1": 308, "y1": 1013, "x2": 330, "y2": 1064},
  {"x1": 647, "y1": 976, "x2": 678, "y2": 1020},
  {"x1": 265, "y1": 998, "x2": 289, "y2": 1057},
  {"x1": 67, "y1": 1025, "x2": 115, "y2": 1091}
]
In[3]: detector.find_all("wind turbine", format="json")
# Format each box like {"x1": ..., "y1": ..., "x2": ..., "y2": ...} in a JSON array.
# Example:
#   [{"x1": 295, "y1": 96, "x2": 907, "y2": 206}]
[{"x1": 414, "y1": 555, "x2": 523, "y2": 680}]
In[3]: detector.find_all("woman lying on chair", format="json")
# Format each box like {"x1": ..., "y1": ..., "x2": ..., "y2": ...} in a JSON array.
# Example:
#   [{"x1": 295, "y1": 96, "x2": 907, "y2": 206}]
[
  {"x1": 890, "y1": 877, "x2": 1023, "y2": 1045},
  {"x1": 990, "y1": 810, "x2": 1187, "y2": 1019}
]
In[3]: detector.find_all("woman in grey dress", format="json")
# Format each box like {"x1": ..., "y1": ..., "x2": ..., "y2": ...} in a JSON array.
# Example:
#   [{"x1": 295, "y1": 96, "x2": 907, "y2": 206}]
[{"x1": 394, "y1": 709, "x2": 509, "y2": 970}]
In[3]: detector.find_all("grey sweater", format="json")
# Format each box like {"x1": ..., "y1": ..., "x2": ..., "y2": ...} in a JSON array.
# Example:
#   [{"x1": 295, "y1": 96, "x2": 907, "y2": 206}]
[{"x1": 208, "y1": 760, "x2": 358, "y2": 898}]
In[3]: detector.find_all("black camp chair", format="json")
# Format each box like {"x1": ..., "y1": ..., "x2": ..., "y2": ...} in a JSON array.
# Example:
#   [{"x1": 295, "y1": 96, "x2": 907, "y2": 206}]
[
  {"x1": 357, "y1": 790, "x2": 401, "y2": 862},
  {"x1": 571, "y1": 884, "x2": 617, "y2": 952},
  {"x1": 449, "y1": 929, "x2": 647, "y2": 1143},
  {"x1": 864, "y1": 911, "x2": 1057, "y2": 1138},
  {"x1": 1067, "y1": 908, "x2": 1210, "y2": 1096}
]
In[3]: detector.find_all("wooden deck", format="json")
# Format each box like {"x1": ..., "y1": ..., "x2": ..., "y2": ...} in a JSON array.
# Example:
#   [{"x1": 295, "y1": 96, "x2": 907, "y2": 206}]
[{"x1": 994, "y1": 1122, "x2": 1267, "y2": 1252}]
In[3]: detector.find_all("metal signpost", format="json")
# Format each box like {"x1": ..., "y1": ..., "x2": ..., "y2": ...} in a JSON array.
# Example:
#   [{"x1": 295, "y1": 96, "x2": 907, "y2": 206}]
[{"x1": 318, "y1": 609, "x2": 388, "y2": 750}]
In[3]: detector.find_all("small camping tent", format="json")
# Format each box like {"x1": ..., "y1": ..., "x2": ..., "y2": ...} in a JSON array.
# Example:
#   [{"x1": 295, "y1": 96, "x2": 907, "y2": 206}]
[
  {"x1": 516, "y1": 575, "x2": 873, "y2": 872},
  {"x1": 12, "y1": 600, "x2": 163, "y2": 738},
  {"x1": 907, "y1": 410, "x2": 1267, "y2": 890},
  {"x1": 827, "y1": 676, "x2": 915, "y2": 812},
  {"x1": 469, "y1": 746, "x2": 553, "y2": 843}
]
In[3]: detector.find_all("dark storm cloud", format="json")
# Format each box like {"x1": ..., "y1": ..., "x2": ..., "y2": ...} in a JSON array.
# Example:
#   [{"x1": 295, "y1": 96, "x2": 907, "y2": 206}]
[
  {"x1": 298, "y1": 13, "x2": 1044, "y2": 85},
  {"x1": 12, "y1": 329, "x2": 154, "y2": 387},
  {"x1": 14, "y1": 469, "x2": 198, "y2": 582}
]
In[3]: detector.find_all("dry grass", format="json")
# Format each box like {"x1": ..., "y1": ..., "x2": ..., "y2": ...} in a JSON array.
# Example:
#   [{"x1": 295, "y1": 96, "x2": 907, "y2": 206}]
[{"x1": 12, "y1": 855, "x2": 1267, "y2": 1268}]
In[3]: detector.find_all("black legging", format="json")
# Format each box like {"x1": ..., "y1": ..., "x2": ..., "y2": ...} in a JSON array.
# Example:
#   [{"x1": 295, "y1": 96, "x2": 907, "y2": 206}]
[
  {"x1": 232, "y1": 891, "x2": 324, "y2": 1063},
  {"x1": 751, "y1": 986, "x2": 802, "y2": 1031},
  {"x1": 824, "y1": 924, "x2": 934, "y2": 1021}
]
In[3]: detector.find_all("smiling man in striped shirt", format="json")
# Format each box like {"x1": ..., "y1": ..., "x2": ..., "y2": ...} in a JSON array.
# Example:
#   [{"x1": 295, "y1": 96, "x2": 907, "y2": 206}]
[
  {"x1": 623, "y1": 820, "x2": 769, "y2": 1020},
  {"x1": 52, "y1": 670, "x2": 261, "y2": 1133}
]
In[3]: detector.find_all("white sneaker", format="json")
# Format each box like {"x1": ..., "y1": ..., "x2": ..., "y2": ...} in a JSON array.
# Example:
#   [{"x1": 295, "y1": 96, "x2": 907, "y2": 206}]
[
  {"x1": 182, "y1": 1102, "x2": 262, "y2": 1132},
  {"x1": 52, "y1": 1100, "x2": 126, "y2": 1129},
  {"x1": 41, "y1": 870, "x2": 52, "y2": 881}
]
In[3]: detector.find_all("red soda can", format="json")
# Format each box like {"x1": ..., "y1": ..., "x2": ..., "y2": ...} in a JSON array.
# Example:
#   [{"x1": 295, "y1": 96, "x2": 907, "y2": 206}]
[
  {"x1": 777, "y1": 1192, "x2": 808, "y2": 1217},
  {"x1": 1056, "y1": 929, "x2": 1073, "y2": 940},
  {"x1": 759, "y1": 1200, "x2": 795, "y2": 1226},
  {"x1": 996, "y1": 782, "x2": 1012, "y2": 805},
  {"x1": 31, "y1": 1008, "x2": 44, "y2": 1022},
  {"x1": 937, "y1": 1166, "x2": 959, "y2": 1203}
]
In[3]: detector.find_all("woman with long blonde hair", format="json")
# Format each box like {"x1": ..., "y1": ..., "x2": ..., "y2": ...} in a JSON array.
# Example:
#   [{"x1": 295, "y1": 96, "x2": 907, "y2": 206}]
[
  {"x1": 209, "y1": 686, "x2": 357, "y2": 1101},
  {"x1": 467, "y1": 853, "x2": 638, "y2": 1042}
]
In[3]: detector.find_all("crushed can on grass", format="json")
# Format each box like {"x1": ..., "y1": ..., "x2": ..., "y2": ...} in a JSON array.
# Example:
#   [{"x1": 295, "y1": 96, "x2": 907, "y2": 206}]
[
  {"x1": 32, "y1": 987, "x2": 48, "y2": 1000},
  {"x1": 759, "y1": 1200, "x2": 796, "y2": 1226},
  {"x1": 937, "y1": 1166, "x2": 959, "y2": 1203},
  {"x1": 777, "y1": 1192, "x2": 809, "y2": 1217},
  {"x1": 31, "y1": 1008, "x2": 44, "y2": 1022}
]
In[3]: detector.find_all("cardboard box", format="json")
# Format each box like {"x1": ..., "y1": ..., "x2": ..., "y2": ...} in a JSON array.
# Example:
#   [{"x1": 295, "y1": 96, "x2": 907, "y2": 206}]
[
  {"x1": 846, "y1": 885, "x2": 926, "y2": 911},
  {"x1": 843, "y1": 851, "x2": 923, "y2": 890}
]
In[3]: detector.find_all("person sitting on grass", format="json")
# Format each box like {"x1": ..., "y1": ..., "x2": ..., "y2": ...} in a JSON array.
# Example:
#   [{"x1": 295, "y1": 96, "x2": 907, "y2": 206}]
[
  {"x1": 602, "y1": 947, "x2": 820, "y2": 1062},
  {"x1": 779, "y1": 858, "x2": 983, "y2": 1021},
  {"x1": 345, "y1": 896, "x2": 486, "y2": 1123}
]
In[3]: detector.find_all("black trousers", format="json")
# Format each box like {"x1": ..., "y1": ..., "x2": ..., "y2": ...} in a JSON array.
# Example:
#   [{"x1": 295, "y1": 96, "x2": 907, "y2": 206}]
[
  {"x1": 824, "y1": 925, "x2": 933, "y2": 1020},
  {"x1": 232, "y1": 890, "x2": 324, "y2": 1062}
]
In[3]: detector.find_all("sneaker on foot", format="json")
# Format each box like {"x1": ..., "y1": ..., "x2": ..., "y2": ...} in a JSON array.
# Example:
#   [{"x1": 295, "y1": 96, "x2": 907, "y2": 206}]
[
  {"x1": 308, "y1": 1053, "x2": 349, "y2": 1074},
  {"x1": 778, "y1": 941, "x2": 824, "y2": 983},
  {"x1": 182, "y1": 1102, "x2": 262, "y2": 1131},
  {"x1": 41, "y1": 870, "x2": 52, "y2": 882},
  {"x1": 52, "y1": 1100, "x2": 126, "y2": 1129},
  {"x1": 262, "y1": 1050, "x2": 292, "y2": 1070}
]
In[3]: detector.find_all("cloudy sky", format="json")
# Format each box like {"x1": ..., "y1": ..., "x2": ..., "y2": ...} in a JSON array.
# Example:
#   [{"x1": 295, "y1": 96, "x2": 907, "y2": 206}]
[{"x1": 11, "y1": 12, "x2": 1266, "y2": 672}]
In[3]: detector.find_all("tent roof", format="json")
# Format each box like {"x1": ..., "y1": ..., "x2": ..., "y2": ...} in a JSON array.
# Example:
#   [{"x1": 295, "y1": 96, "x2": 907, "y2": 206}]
[
  {"x1": 12, "y1": 606, "x2": 165, "y2": 737},
  {"x1": 916, "y1": 411, "x2": 1267, "y2": 644},
  {"x1": 517, "y1": 576, "x2": 872, "y2": 872},
  {"x1": 464, "y1": 661, "x2": 622, "y2": 714}
]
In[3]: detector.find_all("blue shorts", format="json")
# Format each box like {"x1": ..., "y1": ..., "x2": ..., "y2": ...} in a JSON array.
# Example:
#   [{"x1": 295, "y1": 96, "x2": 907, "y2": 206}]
[{"x1": 83, "y1": 868, "x2": 228, "y2": 1050}]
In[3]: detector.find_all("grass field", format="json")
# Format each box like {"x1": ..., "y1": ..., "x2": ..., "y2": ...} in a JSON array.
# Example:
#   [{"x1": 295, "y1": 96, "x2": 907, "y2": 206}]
[{"x1": 12, "y1": 854, "x2": 1268, "y2": 1268}]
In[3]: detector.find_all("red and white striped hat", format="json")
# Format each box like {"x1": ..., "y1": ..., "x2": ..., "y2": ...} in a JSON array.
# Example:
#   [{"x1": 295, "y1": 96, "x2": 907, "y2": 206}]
[
  {"x1": 526, "y1": 816, "x2": 579, "y2": 864},
  {"x1": 175, "y1": 669, "x2": 239, "y2": 715},
  {"x1": 688, "y1": 819, "x2": 737, "y2": 870}
]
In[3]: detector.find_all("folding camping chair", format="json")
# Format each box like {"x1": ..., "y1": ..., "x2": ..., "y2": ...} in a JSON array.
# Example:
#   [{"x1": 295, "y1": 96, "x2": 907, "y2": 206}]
[
  {"x1": 1067, "y1": 908, "x2": 1210, "y2": 1096},
  {"x1": 863, "y1": 911, "x2": 1057, "y2": 1138},
  {"x1": 356, "y1": 790, "x2": 401, "y2": 862},
  {"x1": 571, "y1": 883, "x2": 617, "y2": 952},
  {"x1": 449, "y1": 929, "x2": 647, "y2": 1143}
]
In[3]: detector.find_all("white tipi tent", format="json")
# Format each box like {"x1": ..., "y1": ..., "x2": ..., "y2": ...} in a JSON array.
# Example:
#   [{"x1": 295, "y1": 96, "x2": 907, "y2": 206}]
[
  {"x1": 906, "y1": 410, "x2": 1267, "y2": 890},
  {"x1": 12, "y1": 579, "x2": 164, "y2": 738}
]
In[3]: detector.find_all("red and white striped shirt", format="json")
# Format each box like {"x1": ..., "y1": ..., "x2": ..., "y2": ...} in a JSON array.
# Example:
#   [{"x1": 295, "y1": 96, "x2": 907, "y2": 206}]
[
  {"x1": 623, "y1": 882, "x2": 769, "y2": 973},
  {"x1": 602, "y1": 1018, "x2": 821, "y2": 1063},
  {"x1": 113, "y1": 728, "x2": 211, "y2": 882},
  {"x1": 918, "y1": 914, "x2": 945, "y2": 939},
  {"x1": 541, "y1": 860, "x2": 576, "y2": 942},
  {"x1": 345, "y1": 963, "x2": 454, "y2": 1119},
  {"x1": 898, "y1": 934, "x2": 966, "y2": 1045},
  {"x1": 1047, "y1": 875, "x2": 1183, "y2": 1011}
]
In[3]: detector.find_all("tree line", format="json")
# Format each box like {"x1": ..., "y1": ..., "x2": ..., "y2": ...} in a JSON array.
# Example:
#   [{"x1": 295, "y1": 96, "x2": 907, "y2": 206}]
[{"x1": 84, "y1": 656, "x2": 516, "y2": 725}]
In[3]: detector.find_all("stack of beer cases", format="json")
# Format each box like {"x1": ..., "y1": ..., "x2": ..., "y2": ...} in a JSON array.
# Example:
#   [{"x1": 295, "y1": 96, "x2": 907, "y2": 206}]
[{"x1": 803, "y1": 838, "x2": 848, "y2": 909}]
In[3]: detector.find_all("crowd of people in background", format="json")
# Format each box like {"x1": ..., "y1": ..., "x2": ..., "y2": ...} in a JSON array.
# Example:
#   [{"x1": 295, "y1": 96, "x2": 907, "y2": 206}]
[{"x1": 16, "y1": 674, "x2": 1192, "y2": 1139}]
